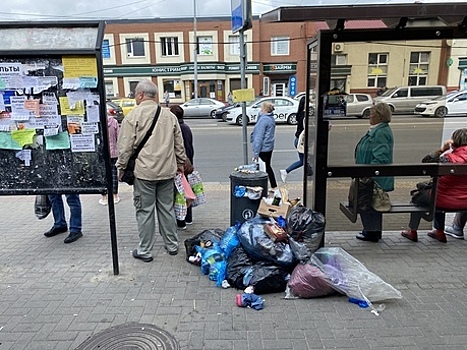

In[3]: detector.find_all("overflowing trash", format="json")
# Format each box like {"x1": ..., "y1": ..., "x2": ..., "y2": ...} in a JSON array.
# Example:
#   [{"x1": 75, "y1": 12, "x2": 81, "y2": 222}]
[{"x1": 184, "y1": 189, "x2": 402, "y2": 313}]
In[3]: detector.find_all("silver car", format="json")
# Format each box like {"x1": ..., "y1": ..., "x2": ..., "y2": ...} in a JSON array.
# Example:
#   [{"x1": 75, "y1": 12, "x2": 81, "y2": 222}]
[
  {"x1": 181, "y1": 98, "x2": 226, "y2": 118},
  {"x1": 344, "y1": 93, "x2": 374, "y2": 118}
]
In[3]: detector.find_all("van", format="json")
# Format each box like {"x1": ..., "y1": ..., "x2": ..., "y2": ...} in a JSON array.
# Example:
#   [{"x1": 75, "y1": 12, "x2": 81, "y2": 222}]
[{"x1": 373, "y1": 85, "x2": 446, "y2": 114}]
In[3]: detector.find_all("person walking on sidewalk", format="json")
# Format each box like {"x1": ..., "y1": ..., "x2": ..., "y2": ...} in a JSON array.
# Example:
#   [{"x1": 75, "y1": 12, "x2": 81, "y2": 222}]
[
  {"x1": 44, "y1": 194, "x2": 83, "y2": 244},
  {"x1": 354, "y1": 102, "x2": 394, "y2": 243},
  {"x1": 401, "y1": 128, "x2": 467, "y2": 243},
  {"x1": 170, "y1": 105, "x2": 195, "y2": 230},
  {"x1": 117, "y1": 79, "x2": 186, "y2": 261},
  {"x1": 163, "y1": 90, "x2": 170, "y2": 107},
  {"x1": 250, "y1": 101, "x2": 278, "y2": 190},
  {"x1": 445, "y1": 211, "x2": 467, "y2": 239},
  {"x1": 280, "y1": 96, "x2": 306, "y2": 183},
  {"x1": 99, "y1": 112, "x2": 120, "y2": 206}
]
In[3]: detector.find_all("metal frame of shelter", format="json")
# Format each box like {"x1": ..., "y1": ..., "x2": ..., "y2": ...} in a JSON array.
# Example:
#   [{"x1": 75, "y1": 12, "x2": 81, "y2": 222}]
[
  {"x1": 0, "y1": 21, "x2": 120, "y2": 274},
  {"x1": 262, "y1": 3, "x2": 467, "y2": 238}
]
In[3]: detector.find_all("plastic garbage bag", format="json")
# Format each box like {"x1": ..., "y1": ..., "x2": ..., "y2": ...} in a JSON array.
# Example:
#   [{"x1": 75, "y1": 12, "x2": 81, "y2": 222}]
[
  {"x1": 286, "y1": 263, "x2": 336, "y2": 299},
  {"x1": 242, "y1": 262, "x2": 289, "y2": 295},
  {"x1": 184, "y1": 228, "x2": 224, "y2": 264},
  {"x1": 226, "y1": 246, "x2": 255, "y2": 290},
  {"x1": 310, "y1": 247, "x2": 402, "y2": 303},
  {"x1": 287, "y1": 205, "x2": 325, "y2": 255},
  {"x1": 35, "y1": 195, "x2": 52, "y2": 220},
  {"x1": 195, "y1": 242, "x2": 226, "y2": 287},
  {"x1": 237, "y1": 216, "x2": 297, "y2": 271}
]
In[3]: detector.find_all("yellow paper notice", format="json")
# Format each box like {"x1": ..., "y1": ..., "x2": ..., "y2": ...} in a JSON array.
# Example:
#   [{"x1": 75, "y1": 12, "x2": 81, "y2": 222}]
[
  {"x1": 59, "y1": 97, "x2": 85, "y2": 116},
  {"x1": 62, "y1": 56, "x2": 98, "y2": 78},
  {"x1": 233, "y1": 89, "x2": 255, "y2": 102},
  {"x1": 11, "y1": 129, "x2": 36, "y2": 147}
]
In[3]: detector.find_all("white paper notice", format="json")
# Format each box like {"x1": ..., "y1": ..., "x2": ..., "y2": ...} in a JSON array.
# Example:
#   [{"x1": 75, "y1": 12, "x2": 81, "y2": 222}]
[
  {"x1": 81, "y1": 122, "x2": 99, "y2": 134},
  {"x1": 43, "y1": 126, "x2": 59, "y2": 136},
  {"x1": 10, "y1": 96, "x2": 30, "y2": 120},
  {"x1": 39, "y1": 104, "x2": 58, "y2": 118},
  {"x1": 86, "y1": 105, "x2": 99, "y2": 122},
  {"x1": 16, "y1": 149, "x2": 32, "y2": 166},
  {"x1": 70, "y1": 134, "x2": 95, "y2": 152},
  {"x1": 42, "y1": 92, "x2": 58, "y2": 105}
]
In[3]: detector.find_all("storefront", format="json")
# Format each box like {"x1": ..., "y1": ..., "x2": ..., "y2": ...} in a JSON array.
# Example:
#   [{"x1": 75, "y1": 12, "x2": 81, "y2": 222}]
[
  {"x1": 103, "y1": 63, "x2": 260, "y2": 102},
  {"x1": 262, "y1": 63, "x2": 297, "y2": 97}
]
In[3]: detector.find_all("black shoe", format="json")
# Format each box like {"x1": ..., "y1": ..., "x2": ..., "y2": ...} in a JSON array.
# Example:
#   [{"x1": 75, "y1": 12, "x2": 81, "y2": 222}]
[
  {"x1": 132, "y1": 249, "x2": 153, "y2": 262},
  {"x1": 356, "y1": 231, "x2": 379, "y2": 242},
  {"x1": 64, "y1": 231, "x2": 83, "y2": 244},
  {"x1": 44, "y1": 226, "x2": 67, "y2": 237},
  {"x1": 165, "y1": 246, "x2": 179, "y2": 256}
]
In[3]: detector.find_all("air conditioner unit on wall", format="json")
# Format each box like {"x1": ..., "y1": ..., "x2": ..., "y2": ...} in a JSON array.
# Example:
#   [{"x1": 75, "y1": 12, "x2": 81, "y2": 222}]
[{"x1": 333, "y1": 43, "x2": 344, "y2": 53}]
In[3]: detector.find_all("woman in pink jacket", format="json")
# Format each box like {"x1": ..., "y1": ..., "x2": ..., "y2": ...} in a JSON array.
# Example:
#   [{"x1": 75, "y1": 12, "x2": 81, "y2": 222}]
[
  {"x1": 100, "y1": 113, "x2": 121, "y2": 205},
  {"x1": 402, "y1": 128, "x2": 467, "y2": 243}
]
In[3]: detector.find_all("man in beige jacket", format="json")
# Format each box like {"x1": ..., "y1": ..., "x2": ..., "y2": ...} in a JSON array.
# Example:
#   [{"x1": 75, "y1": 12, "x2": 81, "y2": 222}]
[{"x1": 117, "y1": 79, "x2": 186, "y2": 261}]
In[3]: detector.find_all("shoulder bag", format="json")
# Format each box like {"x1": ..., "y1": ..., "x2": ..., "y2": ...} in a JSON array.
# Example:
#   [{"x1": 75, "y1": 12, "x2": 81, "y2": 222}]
[{"x1": 121, "y1": 106, "x2": 161, "y2": 185}]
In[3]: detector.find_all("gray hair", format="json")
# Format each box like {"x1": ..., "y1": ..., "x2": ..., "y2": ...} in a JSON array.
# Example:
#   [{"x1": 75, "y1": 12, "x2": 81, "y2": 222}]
[
  {"x1": 261, "y1": 101, "x2": 275, "y2": 113},
  {"x1": 135, "y1": 79, "x2": 158, "y2": 98},
  {"x1": 370, "y1": 102, "x2": 392, "y2": 123}
]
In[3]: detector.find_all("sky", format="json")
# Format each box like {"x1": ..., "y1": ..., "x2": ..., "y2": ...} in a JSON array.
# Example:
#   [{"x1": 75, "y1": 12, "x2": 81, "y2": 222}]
[{"x1": 0, "y1": 0, "x2": 463, "y2": 21}]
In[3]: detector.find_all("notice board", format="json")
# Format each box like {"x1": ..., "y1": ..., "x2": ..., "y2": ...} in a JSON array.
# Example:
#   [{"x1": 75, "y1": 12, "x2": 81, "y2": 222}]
[{"x1": 0, "y1": 22, "x2": 109, "y2": 195}]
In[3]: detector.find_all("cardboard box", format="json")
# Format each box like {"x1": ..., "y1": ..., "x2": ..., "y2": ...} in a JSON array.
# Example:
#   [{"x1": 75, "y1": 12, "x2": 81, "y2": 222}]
[{"x1": 257, "y1": 198, "x2": 290, "y2": 219}]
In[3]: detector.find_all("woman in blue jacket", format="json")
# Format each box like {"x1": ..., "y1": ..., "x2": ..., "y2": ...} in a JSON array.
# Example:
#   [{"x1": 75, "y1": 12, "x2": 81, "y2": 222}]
[
  {"x1": 250, "y1": 101, "x2": 277, "y2": 189},
  {"x1": 355, "y1": 102, "x2": 394, "y2": 242}
]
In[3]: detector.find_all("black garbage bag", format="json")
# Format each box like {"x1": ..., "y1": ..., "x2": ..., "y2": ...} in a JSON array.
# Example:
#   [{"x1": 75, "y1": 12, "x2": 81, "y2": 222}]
[
  {"x1": 287, "y1": 205, "x2": 325, "y2": 255},
  {"x1": 184, "y1": 228, "x2": 224, "y2": 263},
  {"x1": 237, "y1": 216, "x2": 297, "y2": 271},
  {"x1": 226, "y1": 245, "x2": 255, "y2": 290},
  {"x1": 243, "y1": 261, "x2": 289, "y2": 294}
]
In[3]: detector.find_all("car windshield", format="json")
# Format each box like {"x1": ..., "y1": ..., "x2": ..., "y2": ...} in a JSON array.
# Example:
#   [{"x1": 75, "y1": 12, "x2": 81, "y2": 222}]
[
  {"x1": 380, "y1": 87, "x2": 397, "y2": 97},
  {"x1": 431, "y1": 92, "x2": 457, "y2": 101}
]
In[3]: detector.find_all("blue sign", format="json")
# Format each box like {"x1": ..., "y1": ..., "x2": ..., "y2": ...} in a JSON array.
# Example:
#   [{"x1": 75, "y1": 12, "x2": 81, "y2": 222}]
[
  {"x1": 231, "y1": 0, "x2": 243, "y2": 33},
  {"x1": 102, "y1": 40, "x2": 111, "y2": 59},
  {"x1": 288, "y1": 75, "x2": 297, "y2": 97}
]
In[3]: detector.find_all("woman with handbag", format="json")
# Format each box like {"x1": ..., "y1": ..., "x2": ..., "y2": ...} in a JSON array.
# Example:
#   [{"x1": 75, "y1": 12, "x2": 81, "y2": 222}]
[
  {"x1": 401, "y1": 128, "x2": 467, "y2": 243},
  {"x1": 170, "y1": 105, "x2": 195, "y2": 230},
  {"x1": 354, "y1": 102, "x2": 394, "y2": 242}
]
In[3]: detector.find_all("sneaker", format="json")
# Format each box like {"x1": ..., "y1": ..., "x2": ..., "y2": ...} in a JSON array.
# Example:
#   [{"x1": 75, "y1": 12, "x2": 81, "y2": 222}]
[
  {"x1": 280, "y1": 169, "x2": 287, "y2": 183},
  {"x1": 185, "y1": 221, "x2": 193, "y2": 225},
  {"x1": 114, "y1": 196, "x2": 121, "y2": 204},
  {"x1": 99, "y1": 198, "x2": 108, "y2": 206},
  {"x1": 177, "y1": 225, "x2": 187, "y2": 230},
  {"x1": 445, "y1": 226, "x2": 464, "y2": 239}
]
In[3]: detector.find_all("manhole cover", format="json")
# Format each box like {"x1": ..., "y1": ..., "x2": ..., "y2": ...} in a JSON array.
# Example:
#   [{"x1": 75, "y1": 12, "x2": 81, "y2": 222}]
[{"x1": 76, "y1": 323, "x2": 179, "y2": 350}]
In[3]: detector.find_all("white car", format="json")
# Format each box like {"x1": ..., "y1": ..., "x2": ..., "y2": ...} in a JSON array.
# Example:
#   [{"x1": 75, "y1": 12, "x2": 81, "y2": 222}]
[
  {"x1": 414, "y1": 91, "x2": 467, "y2": 118},
  {"x1": 225, "y1": 97, "x2": 300, "y2": 125}
]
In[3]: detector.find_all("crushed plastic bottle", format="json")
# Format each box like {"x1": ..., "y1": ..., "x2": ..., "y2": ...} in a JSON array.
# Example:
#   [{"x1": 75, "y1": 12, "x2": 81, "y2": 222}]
[{"x1": 235, "y1": 164, "x2": 258, "y2": 171}]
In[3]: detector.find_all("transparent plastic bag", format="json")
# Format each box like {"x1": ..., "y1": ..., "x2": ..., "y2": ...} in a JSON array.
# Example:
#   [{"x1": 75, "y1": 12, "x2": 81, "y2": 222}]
[{"x1": 310, "y1": 247, "x2": 402, "y2": 303}]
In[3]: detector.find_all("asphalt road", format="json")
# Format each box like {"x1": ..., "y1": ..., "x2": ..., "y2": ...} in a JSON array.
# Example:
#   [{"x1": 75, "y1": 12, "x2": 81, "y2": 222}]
[{"x1": 185, "y1": 115, "x2": 467, "y2": 183}]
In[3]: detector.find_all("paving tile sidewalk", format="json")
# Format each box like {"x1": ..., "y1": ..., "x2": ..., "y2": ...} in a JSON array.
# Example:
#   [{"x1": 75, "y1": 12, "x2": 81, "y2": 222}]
[{"x1": 0, "y1": 182, "x2": 467, "y2": 350}]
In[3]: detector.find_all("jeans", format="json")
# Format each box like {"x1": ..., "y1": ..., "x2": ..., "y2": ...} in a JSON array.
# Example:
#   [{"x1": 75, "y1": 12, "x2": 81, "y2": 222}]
[
  {"x1": 285, "y1": 138, "x2": 304, "y2": 174},
  {"x1": 409, "y1": 212, "x2": 446, "y2": 231},
  {"x1": 48, "y1": 194, "x2": 82, "y2": 233}
]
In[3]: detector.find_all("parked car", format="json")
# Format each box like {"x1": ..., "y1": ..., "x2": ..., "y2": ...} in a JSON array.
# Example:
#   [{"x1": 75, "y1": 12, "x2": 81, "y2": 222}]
[
  {"x1": 112, "y1": 98, "x2": 137, "y2": 116},
  {"x1": 414, "y1": 91, "x2": 467, "y2": 117},
  {"x1": 106, "y1": 101, "x2": 124, "y2": 124},
  {"x1": 225, "y1": 97, "x2": 300, "y2": 125},
  {"x1": 181, "y1": 98, "x2": 226, "y2": 118},
  {"x1": 215, "y1": 101, "x2": 257, "y2": 121},
  {"x1": 344, "y1": 93, "x2": 374, "y2": 118},
  {"x1": 373, "y1": 85, "x2": 446, "y2": 114}
]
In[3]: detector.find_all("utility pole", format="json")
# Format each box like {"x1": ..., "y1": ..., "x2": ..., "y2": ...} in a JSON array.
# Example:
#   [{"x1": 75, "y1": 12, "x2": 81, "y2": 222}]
[
  {"x1": 193, "y1": 0, "x2": 198, "y2": 99},
  {"x1": 239, "y1": 31, "x2": 248, "y2": 164}
]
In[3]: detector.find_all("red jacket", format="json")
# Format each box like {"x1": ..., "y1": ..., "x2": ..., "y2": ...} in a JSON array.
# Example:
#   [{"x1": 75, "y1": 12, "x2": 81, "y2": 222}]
[{"x1": 437, "y1": 145, "x2": 467, "y2": 209}]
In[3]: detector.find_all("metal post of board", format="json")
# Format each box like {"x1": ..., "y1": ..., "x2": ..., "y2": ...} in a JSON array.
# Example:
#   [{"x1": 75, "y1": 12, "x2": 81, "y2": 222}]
[{"x1": 240, "y1": 29, "x2": 248, "y2": 164}]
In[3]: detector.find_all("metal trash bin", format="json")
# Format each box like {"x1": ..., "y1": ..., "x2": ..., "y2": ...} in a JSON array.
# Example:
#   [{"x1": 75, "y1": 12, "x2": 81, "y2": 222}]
[{"x1": 230, "y1": 171, "x2": 268, "y2": 226}]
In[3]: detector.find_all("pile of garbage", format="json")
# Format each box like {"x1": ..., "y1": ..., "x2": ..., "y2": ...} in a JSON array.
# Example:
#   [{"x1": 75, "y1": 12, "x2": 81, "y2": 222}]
[{"x1": 184, "y1": 196, "x2": 402, "y2": 312}]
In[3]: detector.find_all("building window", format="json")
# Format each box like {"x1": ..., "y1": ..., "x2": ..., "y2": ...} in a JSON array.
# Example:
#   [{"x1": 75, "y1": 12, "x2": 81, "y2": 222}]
[
  {"x1": 163, "y1": 79, "x2": 182, "y2": 98},
  {"x1": 271, "y1": 36, "x2": 289, "y2": 56},
  {"x1": 161, "y1": 37, "x2": 179, "y2": 56},
  {"x1": 408, "y1": 52, "x2": 429, "y2": 86},
  {"x1": 105, "y1": 81, "x2": 114, "y2": 98},
  {"x1": 126, "y1": 38, "x2": 145, "y2": 57},
  {"x1": 229, "y1": 35, "x2": 240, "y2": 56},
  {"x1": 197, "y1": 36, "x2": 213, "y2": 55},
  {"x1": 332, "y1": 54, "x2": 347, "y2": 65},
  {"x1": 367, "y1": 53, "x2": 388, "y2": 88}
]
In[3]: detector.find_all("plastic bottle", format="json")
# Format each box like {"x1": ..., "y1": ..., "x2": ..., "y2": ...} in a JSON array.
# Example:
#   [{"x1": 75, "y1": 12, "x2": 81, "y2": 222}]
[
  {"x1": 348, "y1": 297, "x2": 369, "y2": 308},
  {"x1": 235, "y1": 164, "x2": 258, "y2": 171}
]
